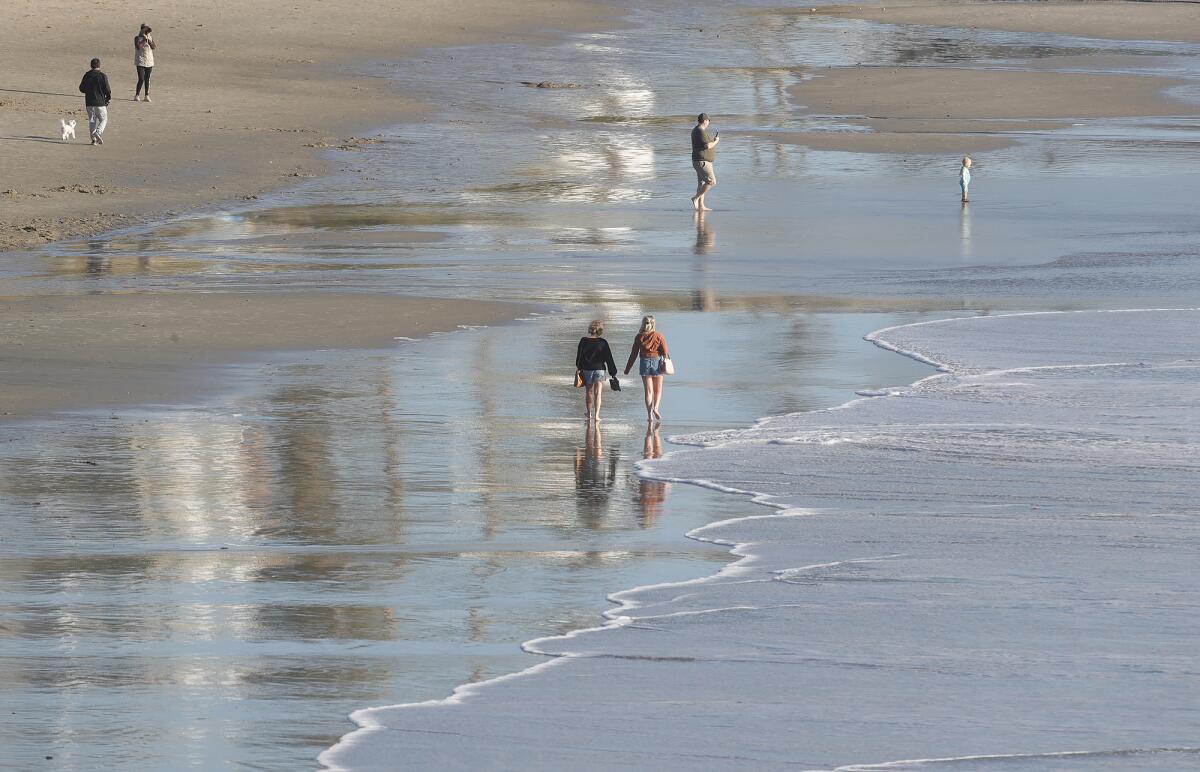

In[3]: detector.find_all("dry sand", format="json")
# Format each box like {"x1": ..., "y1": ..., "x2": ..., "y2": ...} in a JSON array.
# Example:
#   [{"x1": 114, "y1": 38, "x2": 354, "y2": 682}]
[
  {"x1": 0, "y1": 0, "x2": 607, "y2": 252},
  {"x1": 813, "y1": 1, "x2": 1200, "y2": 44},
  {"x1": 0, "y1": 293, "x2": 528, "y2": 416}
]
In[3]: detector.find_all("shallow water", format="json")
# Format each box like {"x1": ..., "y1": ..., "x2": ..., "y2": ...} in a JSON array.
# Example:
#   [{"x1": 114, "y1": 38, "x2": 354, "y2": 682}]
[{"x1": 4, "y1": 0, "x2": 1200, "y2": 769}]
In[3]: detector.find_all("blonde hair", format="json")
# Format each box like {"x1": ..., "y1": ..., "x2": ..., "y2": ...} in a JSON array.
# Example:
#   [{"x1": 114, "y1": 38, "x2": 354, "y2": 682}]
[
  {"x1": 639, "y1": 315, "x2": 656, "y2": 334},
  {"x1": 587, "y1": 319, "x2": 604, "y2": 336}
]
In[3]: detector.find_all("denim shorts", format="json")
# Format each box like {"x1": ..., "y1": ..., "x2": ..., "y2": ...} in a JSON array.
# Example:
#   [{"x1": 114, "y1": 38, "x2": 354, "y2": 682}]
[
  {"x1": 581, "y1": 369, "x2": 608, "y2": 385},
  {"x1": 639, "y1": 356, "x2": 663, "y2": 377}
]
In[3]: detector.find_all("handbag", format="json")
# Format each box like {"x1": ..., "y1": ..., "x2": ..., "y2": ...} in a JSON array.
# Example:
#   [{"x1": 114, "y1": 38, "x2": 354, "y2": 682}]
[
  {"x1": 662, "y1": 357, "x2": 675, "y2": 376},
  {"x1": 610, "y1": 377, "x2": 621, "y2": 391},
  {"x1": 574, "y1": 370, "x2": 584, "y2": 388}
]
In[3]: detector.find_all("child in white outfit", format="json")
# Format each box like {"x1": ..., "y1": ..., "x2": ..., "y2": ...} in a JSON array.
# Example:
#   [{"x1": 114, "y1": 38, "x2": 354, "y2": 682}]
[{"x1": 959, "y1": 156, "x2": 972, "y2": 203}]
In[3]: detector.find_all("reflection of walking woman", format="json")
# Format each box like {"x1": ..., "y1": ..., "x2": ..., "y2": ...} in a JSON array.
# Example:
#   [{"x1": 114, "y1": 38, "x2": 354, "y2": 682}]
[
  {"x1": 636, "y1": 425, "x2": 669, "y2": 527},
  {"x1": 576, "y1": 320, "x2": 617, "y2": 422},
  {"x1": 624, "y1": 315, "x2": 670, "y2": 423},
  {"x1": 134, "y1": 24, "x2": 155, "y2": 102}
]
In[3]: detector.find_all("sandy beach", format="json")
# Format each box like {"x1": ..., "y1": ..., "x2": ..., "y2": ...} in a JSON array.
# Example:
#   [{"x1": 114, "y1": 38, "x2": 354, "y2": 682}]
[{"x1": 0, "y1": 0, "x2": 606, "y2": 252}]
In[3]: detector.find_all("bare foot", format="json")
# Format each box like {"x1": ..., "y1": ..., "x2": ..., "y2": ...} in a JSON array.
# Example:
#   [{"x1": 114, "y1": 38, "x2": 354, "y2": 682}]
[
  {"x1": 652, "y1": 409, "x2": 662, "y2": 422},
  {"x1": 699, "y1": 206, "x2": 712, "y2": 212},
  {"x1": 690, "y1": 196, "x2": 700, "y2": 211}
]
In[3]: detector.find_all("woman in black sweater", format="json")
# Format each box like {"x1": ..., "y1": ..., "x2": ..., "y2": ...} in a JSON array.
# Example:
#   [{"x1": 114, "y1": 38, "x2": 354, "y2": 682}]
[{"x1": 575, "y1": 320, "x2": 618, "y2": 422}]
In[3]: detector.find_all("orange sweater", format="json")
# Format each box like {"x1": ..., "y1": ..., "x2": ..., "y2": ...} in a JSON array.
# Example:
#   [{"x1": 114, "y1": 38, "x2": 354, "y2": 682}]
[{"x1": 625, "y1": 332, "x2": 669, "y2": 372}]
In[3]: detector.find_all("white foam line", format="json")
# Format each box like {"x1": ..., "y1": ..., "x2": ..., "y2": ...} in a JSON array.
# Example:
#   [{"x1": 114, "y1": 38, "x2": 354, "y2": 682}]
[
  {"x1": 319, "y1": 509, "x2": 832, "y2": 768},
  {"x1": 658, "y1": 308, "x2": 1200, "y2": 457},
  {"x1": 866, "y1": 307, "x2": 1200, "y2": 375},
  {"x1": 817, "y1": 745, "x2": 1200, "y2": 771},
  {"x1": 774, "y1": 553, "x2": 907, "y2": 582},
  {"x1": 317, "y1": 657, "x2": 575, "y2": 770}
]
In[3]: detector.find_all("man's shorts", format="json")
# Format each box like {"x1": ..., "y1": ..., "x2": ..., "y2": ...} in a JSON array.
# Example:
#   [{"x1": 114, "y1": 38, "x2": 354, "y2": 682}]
[{"x1": 693, "y1": 160, "x2": 716, "y2": 186}]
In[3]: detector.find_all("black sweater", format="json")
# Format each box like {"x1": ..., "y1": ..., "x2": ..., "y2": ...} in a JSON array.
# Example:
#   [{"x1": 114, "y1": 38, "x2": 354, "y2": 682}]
[
  {"x1": 576, "y1": 336, "x2": 617, "y2": 375},
  {"x1": 79, "y1": 70, "x2": 111, "y2": 106}
]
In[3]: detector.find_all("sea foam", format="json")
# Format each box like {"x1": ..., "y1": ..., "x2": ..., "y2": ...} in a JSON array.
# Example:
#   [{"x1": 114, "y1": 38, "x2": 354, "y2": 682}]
[{"x1": 322, "y1": 310, "x2": 1200, "y2": 771}]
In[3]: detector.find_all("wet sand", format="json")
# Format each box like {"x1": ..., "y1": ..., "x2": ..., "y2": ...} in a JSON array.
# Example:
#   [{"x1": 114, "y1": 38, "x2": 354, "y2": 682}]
[
  {"x1": 792, "y1": 67, "x2": 1196, "y2": 120},
  {"x1": 0, "y1": 0, "x2": 607, "y2": 252},
  {"x1": 0, "y1": 293, "x2": 525, "y2": 416},
  {"x1": 751, "y1": 129, "x2": 1017, "y2": 155}
]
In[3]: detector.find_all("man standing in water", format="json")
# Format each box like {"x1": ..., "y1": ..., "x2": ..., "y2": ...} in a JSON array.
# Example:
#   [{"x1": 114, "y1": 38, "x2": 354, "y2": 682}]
[
  {"x1": 690, "y1": 113, "x2": 719, "y2": 211},
  {"x1": 79, "y1": 58, "x2": 111, "y2": 145}
]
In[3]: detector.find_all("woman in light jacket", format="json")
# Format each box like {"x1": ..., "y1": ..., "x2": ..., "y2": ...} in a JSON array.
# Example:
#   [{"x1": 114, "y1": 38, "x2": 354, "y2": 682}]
[
  {"x1": 134, "y1": 24, "x2": 156, "y2": 102},
  {"x1": 624, "y1": 315, "x2": 670, "y2": 423}
]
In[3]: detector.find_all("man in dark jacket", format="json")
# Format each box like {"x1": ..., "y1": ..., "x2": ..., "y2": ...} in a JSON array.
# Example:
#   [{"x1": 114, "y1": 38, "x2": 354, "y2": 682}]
[{"x1": 79, "y1": 58, "x2": 111, "y2": 145}]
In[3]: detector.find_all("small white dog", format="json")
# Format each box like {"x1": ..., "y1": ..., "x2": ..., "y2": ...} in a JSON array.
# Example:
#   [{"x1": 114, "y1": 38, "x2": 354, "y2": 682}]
[{"x1": 61, "y1": 118, "x2": 77, "y2": 141}]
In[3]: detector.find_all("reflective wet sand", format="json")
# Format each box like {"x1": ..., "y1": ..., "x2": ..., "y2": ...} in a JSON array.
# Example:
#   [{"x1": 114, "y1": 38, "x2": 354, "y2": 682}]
[
  {"x1": 0, "y1": 311, "x2": 930, "y2": 769},
  {"x1": 4, "y1": 0, "x2": 1200, "y2": 769}
]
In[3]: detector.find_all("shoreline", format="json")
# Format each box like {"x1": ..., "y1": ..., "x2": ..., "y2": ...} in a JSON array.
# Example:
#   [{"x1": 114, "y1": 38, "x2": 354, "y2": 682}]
[
  {"x1": 320, "y1": 308, "x2": 1200, "y2": 770},
  {"x1": 0, "y1": 0, "x2": 615, "y2": 253},
  {"x1": 318, "y1": 308, "x2": 946, "y2": 771}
]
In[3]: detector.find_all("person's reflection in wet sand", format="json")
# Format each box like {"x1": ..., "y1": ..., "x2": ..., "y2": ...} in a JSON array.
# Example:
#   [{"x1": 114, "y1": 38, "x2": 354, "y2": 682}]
[
  {"x1": 692, "y1": 212, "x2": 719, "y2": 311},
  {"x1": 693, "y1": 211, "x2": 715, "y2": 255},
  {"x1": 574, "y1": 421, "x2": 618, "y2": 529},
  {"x1": 960, "y1": 201, "x2": 972, "y2": 261},
  {"x1": 636, "y1": 424, "x2": 670, "y2": 528}
]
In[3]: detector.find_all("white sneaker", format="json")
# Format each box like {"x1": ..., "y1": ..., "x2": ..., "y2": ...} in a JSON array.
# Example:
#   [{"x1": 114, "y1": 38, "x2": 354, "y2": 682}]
[
  {"x1": 95, "y1": 134, "x2": 103, "y2": 145},
  {"x1": 143, "y1": 96, "x2": 151, "y2": 103}
]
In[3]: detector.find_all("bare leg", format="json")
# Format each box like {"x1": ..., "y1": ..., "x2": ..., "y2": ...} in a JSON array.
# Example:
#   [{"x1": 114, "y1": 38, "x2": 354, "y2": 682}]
[
  {"x1": 651, "y1": 375, "x2": 664, "y2": 422},
  {"x1": 691, "y1": 180, "x2": 705, "y2": 210},
  {"x1": 591, "y1": 381, "x2": 604, "y2": 421},
  {"x1": 584, "y1": 380, "x2": 594, "y2": 420},
  {"x1": 641, "y1": 376, "x2": 655, "y2": 422}
]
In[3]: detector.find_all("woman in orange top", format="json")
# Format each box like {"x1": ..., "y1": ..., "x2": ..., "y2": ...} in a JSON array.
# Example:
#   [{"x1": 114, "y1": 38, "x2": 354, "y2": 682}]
[{"x1": 624, "y1": 314, "x2": 670, "y2": 423}]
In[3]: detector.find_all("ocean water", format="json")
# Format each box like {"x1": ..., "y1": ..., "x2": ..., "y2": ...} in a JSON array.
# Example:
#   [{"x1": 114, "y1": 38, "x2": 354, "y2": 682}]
[{"x1": 322, "y1": 309, "x2": 1200, "y2": 771}]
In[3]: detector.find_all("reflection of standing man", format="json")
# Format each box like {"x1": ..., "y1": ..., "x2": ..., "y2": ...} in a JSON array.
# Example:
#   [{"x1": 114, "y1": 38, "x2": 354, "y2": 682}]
[
  {"x1": 690, "y1": 113, "x2": 720, "y2": 211},
  {"x1": 693, "y1": 211, "x2": 714, "y2": 255},
  {"x1": 692, "y1": 213, "x2": 718, "y2": 311}
]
